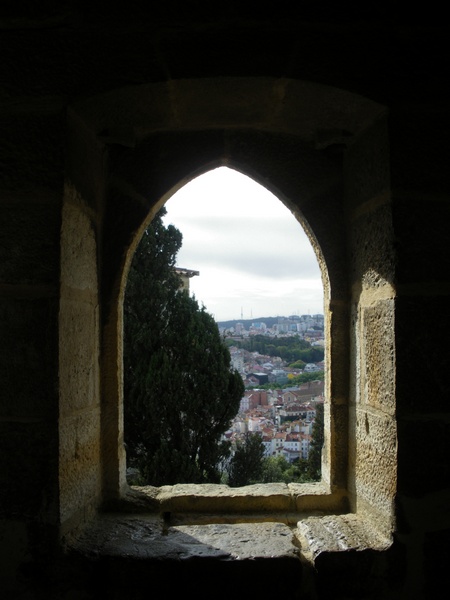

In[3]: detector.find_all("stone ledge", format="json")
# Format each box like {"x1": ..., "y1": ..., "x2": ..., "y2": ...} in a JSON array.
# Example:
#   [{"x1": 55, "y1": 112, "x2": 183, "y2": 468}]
[
  {"x1": 294, "y1": 514, "x2": 399, "y2": 599},
  {"x1": 68, "y1": 514, "x2": 300, "y2": 561},
  {"x1": 109, "y1": 481, "x2": 349, "y2": 517},
  {"x1": 64, "y1": 514, "x2": 305, "y2": 599},
  {"x1": 68, "y1": 511, "x2": 391, "y2": 565},
  {"x1": 295, "y1": 513, "x2": 392, "y2": 564},
  {"x1": 63, "y1": 512, "x2": 395, "y2": 599}
]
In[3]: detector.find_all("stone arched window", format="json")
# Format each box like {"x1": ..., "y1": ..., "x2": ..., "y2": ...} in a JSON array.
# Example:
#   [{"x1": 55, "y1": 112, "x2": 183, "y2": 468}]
[{"x1": 60, "y1": 78, "x2": 396, "y2": 548}]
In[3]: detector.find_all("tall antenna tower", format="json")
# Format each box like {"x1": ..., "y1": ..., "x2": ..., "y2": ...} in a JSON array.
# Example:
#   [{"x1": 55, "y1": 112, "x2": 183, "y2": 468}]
[{"x1": 241, "y1": 306, "x2": 243, "y2": 319}]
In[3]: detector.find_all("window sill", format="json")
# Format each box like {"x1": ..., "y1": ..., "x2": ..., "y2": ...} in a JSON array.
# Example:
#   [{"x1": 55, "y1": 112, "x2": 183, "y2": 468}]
[
  {"x1": 65, "y1": 487, "x2": 392, "y2": 597},
  {"x1": 104, "y1": 481, "x2": 349, "y2": 525},
  {"x1": 67, "y1": 509, "x2": 391, "y2": 567}
]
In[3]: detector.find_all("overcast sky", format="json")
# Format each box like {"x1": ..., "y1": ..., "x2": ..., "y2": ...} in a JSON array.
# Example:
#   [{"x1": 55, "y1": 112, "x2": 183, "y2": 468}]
[{"x1": 162, "y1": 167, "x2": 323, "y2": 323}]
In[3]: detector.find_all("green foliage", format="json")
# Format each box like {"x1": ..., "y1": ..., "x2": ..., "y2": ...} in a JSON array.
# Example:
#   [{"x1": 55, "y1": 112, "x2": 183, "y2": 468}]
[
  {"x1": 260, "y1": 455, "x2": 316, "y2": 484},
  {"x1": 260, "y1": 455, "x2": 291, "y2": 482},
  {"x1": 283, "y1": 459, "x2": 312, "y2": 483},
  {"x1": 285, "y1": 371, "x2": 324, "y2": 387},
  {"x1": 123, "y1": 207, "x2": 244, "y2": 486},
  {"x1": 249, "y1": 370, "x2": 324, "y2": 391},
  {"x1": 288, "y1": 359, "x2": 306, "y2": 369},
  {"x1": 306, "y1": 402, "x2": 324, "y2": 480},
  {"x1": 232, "y1": 334, "x2": 324, "y2": 364},
  {"x1": 227, "y1": 432, "x2": 265, "y2": 487}
]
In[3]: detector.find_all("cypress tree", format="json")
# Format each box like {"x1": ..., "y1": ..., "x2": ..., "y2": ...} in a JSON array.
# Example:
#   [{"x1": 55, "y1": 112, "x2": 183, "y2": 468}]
[
  {"x1": 123, "y1": 207, "x2": 244, "y2": 485},
  {"x1": 227, "y1": 432, "x2": 266, "y2": 487}
]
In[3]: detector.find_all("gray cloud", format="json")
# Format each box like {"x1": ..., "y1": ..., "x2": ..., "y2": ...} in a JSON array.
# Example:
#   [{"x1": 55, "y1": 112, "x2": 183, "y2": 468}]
[
  {"x1": 174, "y1": 217, "x2": 320, "y2": 281},
  {"x1": 162, "y1": 167, "x2": 324, "y2": 320}
]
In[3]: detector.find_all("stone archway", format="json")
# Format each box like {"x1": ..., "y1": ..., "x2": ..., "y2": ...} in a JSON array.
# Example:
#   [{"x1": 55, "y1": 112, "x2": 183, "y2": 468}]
[{"x1": 61, "y1": 77, "x2": 393, "y2": 539}]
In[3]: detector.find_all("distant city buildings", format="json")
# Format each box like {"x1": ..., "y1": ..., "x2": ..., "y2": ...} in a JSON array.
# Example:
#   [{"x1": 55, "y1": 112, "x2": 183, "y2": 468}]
[
  {"x1": 225, "y1": 383, "x2": 324, "y2": 463},
  {"x1": 224, "y1": 326, "x2": 325, "y2": 464},
  {"x1": 219, "y1": 314, "x2": 324, "y2": 339},
  {"x1": 223, "y1": 315, "x2": 325, "y2": 463}
]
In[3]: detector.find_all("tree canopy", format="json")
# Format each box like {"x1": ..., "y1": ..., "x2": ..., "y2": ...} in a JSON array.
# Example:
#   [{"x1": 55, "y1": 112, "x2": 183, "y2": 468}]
[
  {"x1": 226, "y1": 432, "x2": 265, "y2": 487},
  {"x1": 123, "y1": 207, "x2": 244, "y2": 486},
  {"x1": 228, "y1": 334, "x2": 324, "y2": 364}
]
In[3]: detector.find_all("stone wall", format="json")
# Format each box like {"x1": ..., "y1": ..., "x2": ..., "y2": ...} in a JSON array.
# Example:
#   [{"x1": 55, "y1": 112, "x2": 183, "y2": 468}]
[{"x1": 1, "y1": 3, "x2": 449, "y2": 598}]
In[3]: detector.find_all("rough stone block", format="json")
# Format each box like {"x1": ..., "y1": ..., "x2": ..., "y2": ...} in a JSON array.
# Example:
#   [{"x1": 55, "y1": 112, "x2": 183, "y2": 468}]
[
  {"x1": 59, "y1": 298, "x2": 99, "y2": 417},
  {"x1": 349, "y1": 203, "x2": 396, "y2": 288},
  {"x1": 60, "y1": 195, "x2": 98, "y2": 292},
  {"x1": 59, "y1": 409, "x2": 102, "y2": 526},
  {"x1": 350, "y1": 408, "x2": 397, "y2": 520},
  {"x1": 361, "y1": 301, "x2": 396, "y2": 415}
]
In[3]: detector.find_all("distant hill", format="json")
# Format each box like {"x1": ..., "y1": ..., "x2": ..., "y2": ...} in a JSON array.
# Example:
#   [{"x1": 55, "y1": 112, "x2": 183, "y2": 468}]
[{"x1": 216, "y1": 316, "x2": 284, "y2": 330}]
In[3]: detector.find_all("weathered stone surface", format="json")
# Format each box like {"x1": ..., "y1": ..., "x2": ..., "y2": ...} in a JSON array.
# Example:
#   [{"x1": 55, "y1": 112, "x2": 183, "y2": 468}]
[
  {"x1": 125, "y1": 481, "x2": 347, "y2": 518},
  {"x1": 65, "y1": 515, "x2": 304, "y2": 600},
  {"x1": 297, "y1": 514, "x2": 404, "y2": 600},
  {"x1": 156, "y1": 482, "x2": 294, "y2": 513},
  {"x1": 59, "y1": 408, "x2": 102, "y2": 527},
  {"x1": 361, "y1": 300, "x2": 396, "y2": 414},
  {"x1": 70, "y1": 514, "x2": 298, "y2": 561},
  {"x1": 296, "y1": 513, "x2": 392, "y2": 561},
  {"x1": 60, "y1": 190, "x2": 98, "y2": 292},
  {"x1": 170, "y1": 521, "x2": 298, "y2": 559},
  {"x1": 350, "y1": 407, "x2": 397, "y2": 527}
]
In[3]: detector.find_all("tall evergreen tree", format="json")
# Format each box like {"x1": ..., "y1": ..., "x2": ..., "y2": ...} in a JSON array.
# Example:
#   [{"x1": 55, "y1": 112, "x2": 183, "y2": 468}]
[
  {"x1": 227, "y1": 432, "x2": 266, "y2": 487},
  {"x1": 123, "y1": 207, "x2": 244, "y2": 486}
]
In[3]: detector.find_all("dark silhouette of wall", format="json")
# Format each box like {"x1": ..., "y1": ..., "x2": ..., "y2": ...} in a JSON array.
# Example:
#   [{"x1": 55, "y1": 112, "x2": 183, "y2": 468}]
[{"x1": 1, "y1": 3, "x2": 449, "y2": 598}]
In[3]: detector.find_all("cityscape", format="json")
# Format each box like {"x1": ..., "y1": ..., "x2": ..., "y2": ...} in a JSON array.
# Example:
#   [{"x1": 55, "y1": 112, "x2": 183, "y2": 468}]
[{"x1": 219, "y1": 314, "x2": 325, "y2": 465}]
